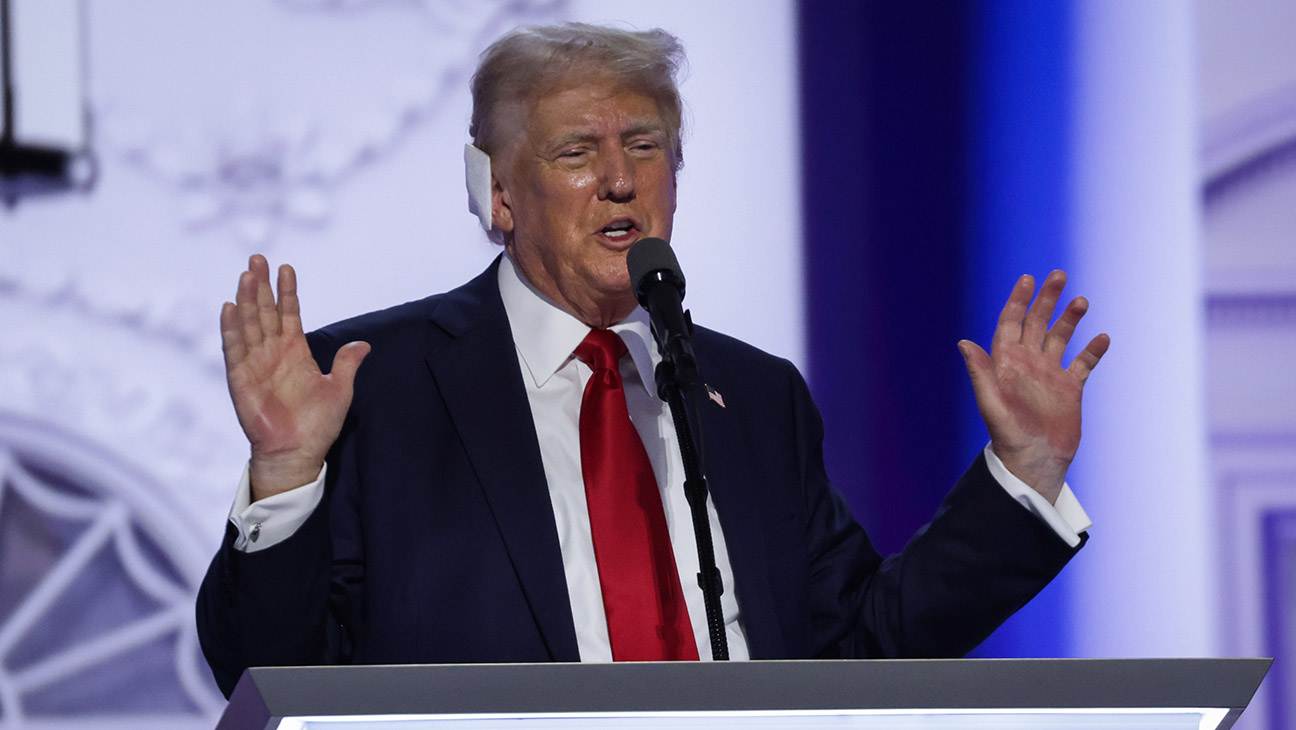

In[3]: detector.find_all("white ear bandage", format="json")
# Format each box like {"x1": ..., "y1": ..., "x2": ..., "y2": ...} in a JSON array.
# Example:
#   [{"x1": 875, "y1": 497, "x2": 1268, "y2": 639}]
[{"x1": 464, "y1": 143, "x2": 492, "y2": 232}]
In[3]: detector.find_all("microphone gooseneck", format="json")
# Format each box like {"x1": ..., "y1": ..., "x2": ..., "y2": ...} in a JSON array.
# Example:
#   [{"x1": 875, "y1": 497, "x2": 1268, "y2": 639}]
[
  {"x1": 627, "y1": 237, "x2": 696, "y2": 389},
  {"x1": 624, "y1": 237, "x2": 730, "y2": 660}
]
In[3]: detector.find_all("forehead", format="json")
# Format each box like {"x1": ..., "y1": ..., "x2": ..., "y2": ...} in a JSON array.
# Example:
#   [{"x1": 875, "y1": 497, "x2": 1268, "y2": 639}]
[{"x1": 524, "y1": 78, "x2": 667, "y2": 140}]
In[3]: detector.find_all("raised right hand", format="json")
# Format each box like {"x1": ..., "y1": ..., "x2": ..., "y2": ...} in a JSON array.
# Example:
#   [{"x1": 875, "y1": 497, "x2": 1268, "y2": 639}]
[{"x1": 221, "y1": 255, "x2": 370, "y2": 501}]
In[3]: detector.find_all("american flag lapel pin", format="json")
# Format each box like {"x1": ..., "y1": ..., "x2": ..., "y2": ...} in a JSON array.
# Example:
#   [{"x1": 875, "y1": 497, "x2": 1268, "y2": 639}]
[{"x1": 705, "y1": 383, "x2": 726, "y2": 408}]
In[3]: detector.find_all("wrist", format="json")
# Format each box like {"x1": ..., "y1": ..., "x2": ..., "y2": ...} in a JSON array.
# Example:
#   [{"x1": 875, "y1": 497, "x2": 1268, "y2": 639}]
[
  {"x1": 249, "y1": 450, "x2": 325, "y2": 501},
  {"x1": 989, "y1": 445, "x2": 1069, "y2": 505}
]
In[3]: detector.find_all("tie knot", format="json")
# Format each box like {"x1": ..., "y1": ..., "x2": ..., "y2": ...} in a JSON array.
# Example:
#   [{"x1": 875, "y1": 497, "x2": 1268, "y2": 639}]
[{"x1": 575, "y1": 329, "x2": 628, "y2": 372}]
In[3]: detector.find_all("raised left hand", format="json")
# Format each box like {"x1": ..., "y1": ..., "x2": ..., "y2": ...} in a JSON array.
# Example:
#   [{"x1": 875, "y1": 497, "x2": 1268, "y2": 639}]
[{"x1": 958, "y1": 271, "x2": 1110, "y2": 504}]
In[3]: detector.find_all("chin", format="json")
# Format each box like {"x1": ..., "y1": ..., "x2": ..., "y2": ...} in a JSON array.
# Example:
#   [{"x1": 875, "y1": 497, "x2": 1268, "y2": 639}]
[{"x1": 591, "y1": 260, "x2": 633, "y2": 293}]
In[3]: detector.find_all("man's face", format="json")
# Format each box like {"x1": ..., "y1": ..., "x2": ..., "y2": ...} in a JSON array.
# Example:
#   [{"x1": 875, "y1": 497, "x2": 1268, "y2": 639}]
[{"x1": 493, "y1": 75, "x2": 677, "y2": 327}]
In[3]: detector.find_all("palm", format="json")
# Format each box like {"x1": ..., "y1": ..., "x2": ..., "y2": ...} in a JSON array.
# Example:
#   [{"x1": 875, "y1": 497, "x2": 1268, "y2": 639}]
[
  {"x1": 221, "y1": 255, "x2": 369, "y2": 499},
  {"x1": 959, "y1": 271, "x2": 1109, "y2": 503}
]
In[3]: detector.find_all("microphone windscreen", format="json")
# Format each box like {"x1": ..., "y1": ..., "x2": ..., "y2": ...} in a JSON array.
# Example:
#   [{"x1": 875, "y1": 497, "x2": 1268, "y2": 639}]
[{"x1": 627, "y1": 237, "x2": 685, "y2": 289}]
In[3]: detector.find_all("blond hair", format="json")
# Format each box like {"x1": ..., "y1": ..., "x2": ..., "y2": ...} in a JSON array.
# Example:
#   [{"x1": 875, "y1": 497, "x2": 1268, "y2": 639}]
[{"x1": 470, "y1": 22, "x2": 687, "y2": 172}]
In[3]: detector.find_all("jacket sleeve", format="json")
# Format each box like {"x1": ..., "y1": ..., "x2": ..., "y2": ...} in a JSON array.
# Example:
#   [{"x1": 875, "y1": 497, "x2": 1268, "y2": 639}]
[
  {"x1": 787, "y1": 365, "x2": 1084, "y2": 659},
  {"x1": 195, "y1": 492, "x2": 335, "y2": 697},
  {"x1": 195, "y1": 331, "x2": 361, "y2": 699}
]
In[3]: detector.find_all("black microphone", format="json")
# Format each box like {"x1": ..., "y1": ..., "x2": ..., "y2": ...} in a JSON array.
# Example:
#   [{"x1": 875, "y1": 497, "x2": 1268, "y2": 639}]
[{"x1": 627, "y1": 237, "x2": 697, "y2": 389}]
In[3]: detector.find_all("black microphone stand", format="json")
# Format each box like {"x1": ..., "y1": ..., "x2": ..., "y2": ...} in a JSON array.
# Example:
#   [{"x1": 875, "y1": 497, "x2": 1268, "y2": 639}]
[{"x1": 653, "y1": 333, "x2": 729, "y2": 661}]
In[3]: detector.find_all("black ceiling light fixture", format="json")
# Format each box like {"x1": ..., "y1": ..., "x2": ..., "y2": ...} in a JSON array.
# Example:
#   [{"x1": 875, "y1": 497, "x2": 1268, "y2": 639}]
[{"x1": 0, "y1": 0, "x2": 95, "y2": 207}]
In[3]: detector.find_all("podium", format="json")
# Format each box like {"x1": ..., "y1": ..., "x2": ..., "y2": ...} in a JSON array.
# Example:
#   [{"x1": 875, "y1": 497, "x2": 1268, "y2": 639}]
[{"x1": 217, "y1": 658, "x2": 1270, "y2": 730}]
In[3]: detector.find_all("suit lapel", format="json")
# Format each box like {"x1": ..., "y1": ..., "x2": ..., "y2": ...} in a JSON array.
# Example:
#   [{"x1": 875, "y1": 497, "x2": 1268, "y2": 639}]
[
  {"x1": 420, "y1": 265, "x2": 791, "y2": 662},
  {"x1": 694, "y1": 362, "x2": 789, "y2": 659},
  {"x1": 424, "y1": 261, "x2": 580, "y2": 662}
]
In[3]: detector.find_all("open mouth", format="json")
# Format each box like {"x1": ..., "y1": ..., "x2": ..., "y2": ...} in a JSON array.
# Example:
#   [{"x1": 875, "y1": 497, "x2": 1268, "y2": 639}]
[{"x1": 599, "y1": 218, "x2": 638, "y2": 241}]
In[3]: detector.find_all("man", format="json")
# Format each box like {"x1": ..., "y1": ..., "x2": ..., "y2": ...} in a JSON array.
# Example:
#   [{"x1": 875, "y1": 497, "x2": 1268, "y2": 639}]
[{"x1": 197, "y1": 23, "x2": 1108, "y2": 697}]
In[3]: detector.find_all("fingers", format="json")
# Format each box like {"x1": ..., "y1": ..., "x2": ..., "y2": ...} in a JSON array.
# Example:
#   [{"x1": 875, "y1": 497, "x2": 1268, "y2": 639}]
[
  {"x1": 1068, "y1": 333, "x2": 1111, "y2": 383},
  {"x1": 251, "y1": 255, "x2": 281, "y2": 338},
  {"x1": 232, "y1": 255, "x2": 295, "y2": 352},
  {"x1": 980, "y1": 270, "x2": 1106, "y2": 383},
  {"x1": 278, "y1": 264, "x2": 303, "y2": 336},
  {"x1": 992, "y1": 275, "x2": 1034, "y2": 353},
  {"x1": 220, "y1": 301, "x2": 246, "y2": 369},
  {"x1": 236, "y1": 268, "x2": 264, "y2": 349},
  {"x1": 1043, "y1": 296, "x2": 1088, "y2": 362},
  {"x1": 1021, "y1": 270, "x2": 1066, "y2": 347}
]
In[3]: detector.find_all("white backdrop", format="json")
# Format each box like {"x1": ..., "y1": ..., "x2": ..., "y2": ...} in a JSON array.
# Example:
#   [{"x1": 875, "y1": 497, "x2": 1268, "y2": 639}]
[{"x1": 0, "y1": 2, "x2": 801, "y2": 727}]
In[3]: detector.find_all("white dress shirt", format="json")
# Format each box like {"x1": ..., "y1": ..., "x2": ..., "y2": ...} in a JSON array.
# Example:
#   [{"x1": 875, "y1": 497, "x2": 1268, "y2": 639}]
[{"x1": 228, "y1": 253, "x2": 1092, "y2": 662}]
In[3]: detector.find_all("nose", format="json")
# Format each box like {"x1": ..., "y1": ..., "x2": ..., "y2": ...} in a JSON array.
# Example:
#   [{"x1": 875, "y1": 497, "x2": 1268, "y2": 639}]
[{"x1": 598, "y1": 150, "x2": 635, "y2": 202}]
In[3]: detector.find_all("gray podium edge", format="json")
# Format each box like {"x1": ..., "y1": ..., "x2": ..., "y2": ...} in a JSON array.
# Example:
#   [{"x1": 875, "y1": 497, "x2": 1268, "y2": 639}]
[{"x1": 217, "y1": 658, "x2": 1272, "y2": 730}]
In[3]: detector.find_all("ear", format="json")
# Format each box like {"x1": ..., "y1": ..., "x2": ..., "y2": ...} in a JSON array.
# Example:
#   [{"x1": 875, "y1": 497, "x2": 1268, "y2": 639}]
[{"x1": 492, "y1": 172, "x2": 514, "y2": 233}]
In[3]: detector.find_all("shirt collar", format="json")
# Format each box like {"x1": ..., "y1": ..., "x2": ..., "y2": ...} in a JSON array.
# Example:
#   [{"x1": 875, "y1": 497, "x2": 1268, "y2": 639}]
[{"x1": 498, "y1": 252, "x2": 659, "y2": 397}]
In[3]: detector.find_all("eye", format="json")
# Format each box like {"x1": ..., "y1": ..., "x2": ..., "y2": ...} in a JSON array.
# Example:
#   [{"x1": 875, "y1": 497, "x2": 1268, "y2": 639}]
[{"x1": 553, "y1": 147, "x2": 595, "y2": 167}]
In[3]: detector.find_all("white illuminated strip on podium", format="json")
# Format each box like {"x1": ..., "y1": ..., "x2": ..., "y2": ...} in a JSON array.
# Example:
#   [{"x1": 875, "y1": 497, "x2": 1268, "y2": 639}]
[
  {"x1": 277, "y1": 708, "x2": 1231, "y2": 730},
  {"x1": 215, "y1": 659, "x2": 1269, "y2": 730}
]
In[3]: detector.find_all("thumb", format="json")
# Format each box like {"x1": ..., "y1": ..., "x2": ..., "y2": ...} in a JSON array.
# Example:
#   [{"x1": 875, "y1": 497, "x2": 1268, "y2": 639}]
[
  {"x1": 957, "y1": 339, "x2": 998, "y2": 410},
  {"x1": 957, "y1": 339, "x2": 992, "y2": 380},
  {"x1": 330, "y1": 341, "x2": 371, "y2": 388}
]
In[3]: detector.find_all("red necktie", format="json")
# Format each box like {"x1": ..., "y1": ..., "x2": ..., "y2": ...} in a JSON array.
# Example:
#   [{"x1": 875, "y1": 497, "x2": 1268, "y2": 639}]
[{"x1": 575, "y1": 329, "x2": 699, "y2": 661}]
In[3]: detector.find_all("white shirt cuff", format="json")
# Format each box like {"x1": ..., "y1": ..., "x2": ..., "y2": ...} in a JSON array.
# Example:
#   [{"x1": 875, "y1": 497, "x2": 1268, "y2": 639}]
[
  {"x1": 227, "y1": 462, "x2": 328, "y2": 553},
  {"x1": 982, "y1": 444, "x2": 1092, "y2": 549}
]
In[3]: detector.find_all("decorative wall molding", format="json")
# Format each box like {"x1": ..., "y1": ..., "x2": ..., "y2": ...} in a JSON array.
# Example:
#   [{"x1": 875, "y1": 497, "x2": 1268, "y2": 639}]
[
  {"x1": 1202, "y1": 61, "x2": 1296, "y2": 730},
  {"x1": 1207, "y1": 294, "x2": 1296, "y2": 329},
  {"x1": 109, "y1": 0, "x2": 566, "y2": 247},
  {"x1": 1203, "y1": 136, "x2": 1296, "y2": 211},
  {"x1": 0, "y1": 417, "x2": 225, "y2": 727},
  {"x1": 1202, "y1": 80, "x2": 1296, "y2": 194},
  {"x1": 0, "y1": 275, "x2": 216, "y2": 363},
  {"x1": 1215, "y1": 456, "x2": 1296, "y2": 730}
]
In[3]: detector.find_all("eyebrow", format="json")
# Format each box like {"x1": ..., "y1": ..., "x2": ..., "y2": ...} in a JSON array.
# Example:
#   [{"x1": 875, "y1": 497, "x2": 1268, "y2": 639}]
[
  {"x1": 544, "y1": 119, "x2": 668, "y2": 150},
  {"x1": 621, "y1": 120, "x2": 669, "y2": 139}
]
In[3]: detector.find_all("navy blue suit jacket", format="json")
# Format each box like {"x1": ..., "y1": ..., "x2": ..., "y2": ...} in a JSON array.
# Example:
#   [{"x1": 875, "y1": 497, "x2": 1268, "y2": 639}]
[{"x1": 198, "y1": 258, "x2": 1082, "y2": 697}]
